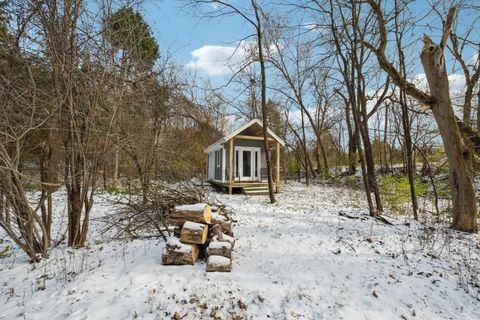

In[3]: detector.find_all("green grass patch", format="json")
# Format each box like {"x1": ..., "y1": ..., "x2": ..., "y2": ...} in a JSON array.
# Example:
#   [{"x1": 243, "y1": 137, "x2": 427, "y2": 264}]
[
  {"x1": 0, "y1": 245, "x2": 11, "y2": 258},
  {"x1": 379, "y1": 174, "x2": 428, "y2": 211}
]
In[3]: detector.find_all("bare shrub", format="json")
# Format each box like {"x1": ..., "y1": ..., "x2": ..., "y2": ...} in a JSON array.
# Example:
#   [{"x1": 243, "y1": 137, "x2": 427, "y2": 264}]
[{"x1": 99, "y1": 181, "x2": 207, "y2": 240}]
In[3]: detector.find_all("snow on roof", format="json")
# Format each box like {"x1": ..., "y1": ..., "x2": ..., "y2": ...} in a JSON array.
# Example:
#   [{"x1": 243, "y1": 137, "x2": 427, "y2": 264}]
[{"x1": 204, "y1": 118, "x2": 285, "y2": 153}]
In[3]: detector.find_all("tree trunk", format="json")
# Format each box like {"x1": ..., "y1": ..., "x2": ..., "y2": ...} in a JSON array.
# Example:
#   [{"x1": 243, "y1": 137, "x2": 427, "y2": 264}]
[
  {"x1": 356, "y1": 67, "x2": 383, "y2": 215},
  {"x1": 113, "y1": 145, "x2": 120, "y2": 187},
  {"x1": 301, "y1": 108, "x2": 309, "y2": 186},
  {"x1": 383, "y1": 103, "x2": 390, "y2": 171},
  {"x1": 343, "y1": 98, "x2": 358, "y2": 175},
  {"x1": 477, "y1": 89, "x2": 480, "y2": 132},
  {"x1": 400, "y1": 97, "x2": 418, "y2": 220},
  {"x1": 252, "y1": 0, "x2": 275, "y2": 203},
  {"x1": 421, "y1": 36, "x2": 477, "y2": 232}
]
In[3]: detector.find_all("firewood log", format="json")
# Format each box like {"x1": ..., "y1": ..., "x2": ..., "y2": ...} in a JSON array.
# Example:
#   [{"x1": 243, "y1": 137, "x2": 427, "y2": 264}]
[
  {"x1": 207, "y1": 241, "x2": 232, "y2": 259},
  {"x1": 206, "y1": 255, "x2": 232, "y2": 272},
  {"x1": 162, "y1": 238, "x2": 199, "y2": 265},
  {"x1": 209, "y1": 224, "x2": 223, "y2": 240},
  {"x1": 212, "y1": 233, "x2": 235, "y2": 248},
  {"x1": 169, "y1": 203, "x2": 212, "y2": 226},
  {"x1": 210, "y1": 212, "x2": 233, "y2": 236},
  {"x1": 180, "y1": 221, "x2": 208, "y2": 244}
]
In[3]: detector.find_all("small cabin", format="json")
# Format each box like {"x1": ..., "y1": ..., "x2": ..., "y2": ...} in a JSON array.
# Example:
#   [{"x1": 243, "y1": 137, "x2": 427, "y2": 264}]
[{"x1": 204, "y1": 119, "x2": 285, "y2": 195}]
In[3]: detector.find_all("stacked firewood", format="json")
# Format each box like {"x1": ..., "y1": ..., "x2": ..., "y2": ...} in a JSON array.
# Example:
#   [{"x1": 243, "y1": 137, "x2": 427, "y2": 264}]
[{"x1": 161, "y1": 203, "x2": 234, "y2": 272}]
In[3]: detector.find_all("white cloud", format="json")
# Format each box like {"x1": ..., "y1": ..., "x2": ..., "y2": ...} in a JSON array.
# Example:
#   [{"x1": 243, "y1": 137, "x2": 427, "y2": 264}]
[
  {"x1": 411, "y1": 73, "x2": 466, "y2": 94},
  {"x1": 448, "y1": 73, "x2": 466, "y2": 94},
  {"x1": 186, "y1": 44, "x2": 250, "y2": 76}
]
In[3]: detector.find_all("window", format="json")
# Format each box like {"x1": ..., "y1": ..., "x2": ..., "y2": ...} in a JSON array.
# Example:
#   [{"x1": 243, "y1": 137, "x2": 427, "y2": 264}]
[
  {"x1": 242, "y1": 150, "x2": 251, "y2": 177},
  {"x1": 215, "y1": 150, "x2": 221, "y2": 167},
  {"x1": 235, "y1": 150, "x2": 239, "y2": 177},
  {"x1": 255, "y1": 151, "x2": 258, "y2": 177}
]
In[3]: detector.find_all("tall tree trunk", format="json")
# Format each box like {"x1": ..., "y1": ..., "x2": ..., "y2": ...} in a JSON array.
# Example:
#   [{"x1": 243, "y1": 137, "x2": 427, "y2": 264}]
[
  {"x1": 399, "y1": 97, "x2": 418, "y2": 220},
  {"x1": 477, "y1": 89, "x2": 480, "y2": 132},
  {"x1": 421, "y1": 35, "x2": 477, "y2": 232},
  {"x1": 301, "y1": 108, "x2": 309, "y2": 186},
  {"x1": 252, "y1": 0, "x2": 275, "y2": 203},
  {"x1": 394, "y1": 11, "x2": 418, "y2": 220},
  {"x1": 383, "y1": 103, "x2": 389, "y2": 171},
  {"x1": 113, "y1": 144, "x2": 120, "y2": 187},
  {"x1": 315, "y1": 141, "x2": 322, "y2": 176},
  {"x1": 343, "y1": 97, "x2": 357, "y2": 174}
]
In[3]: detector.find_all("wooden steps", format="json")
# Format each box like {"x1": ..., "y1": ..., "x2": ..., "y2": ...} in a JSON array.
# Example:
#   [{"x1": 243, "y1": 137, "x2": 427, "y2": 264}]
[{"x1": 243, "y1": 186, "x2": 270, "y2": 196}]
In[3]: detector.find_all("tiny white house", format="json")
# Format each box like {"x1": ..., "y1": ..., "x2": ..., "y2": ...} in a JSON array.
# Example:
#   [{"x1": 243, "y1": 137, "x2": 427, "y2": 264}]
[{"x1": 204, "y1": 119, "x2": 285, "y2": 194}]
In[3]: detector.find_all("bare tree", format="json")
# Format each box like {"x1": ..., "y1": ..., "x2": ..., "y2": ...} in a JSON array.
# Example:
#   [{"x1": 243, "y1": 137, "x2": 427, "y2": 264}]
[
  {"x1": 0, "y1": 2, "x2": 52, "y2": 260},
  {"x1": 364, "y1": 1, "x2": 477, "y2": 232}
]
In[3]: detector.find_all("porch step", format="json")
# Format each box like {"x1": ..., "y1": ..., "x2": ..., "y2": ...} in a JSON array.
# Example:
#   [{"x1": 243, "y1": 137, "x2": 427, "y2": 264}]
[{"x1": 243, "y1": 186, "x2": 270, "y2": 196}]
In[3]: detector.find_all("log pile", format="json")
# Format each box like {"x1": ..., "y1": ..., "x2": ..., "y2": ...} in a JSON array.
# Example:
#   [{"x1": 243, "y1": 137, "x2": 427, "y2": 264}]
[{"x1": 161, "y1": 203, "x2": 235, "y2": 272}]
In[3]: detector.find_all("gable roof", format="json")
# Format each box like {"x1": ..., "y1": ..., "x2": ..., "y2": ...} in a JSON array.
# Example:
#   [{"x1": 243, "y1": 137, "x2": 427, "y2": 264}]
[{"x1": 204, "y1": 118, "x2": 286, "y2": 153}]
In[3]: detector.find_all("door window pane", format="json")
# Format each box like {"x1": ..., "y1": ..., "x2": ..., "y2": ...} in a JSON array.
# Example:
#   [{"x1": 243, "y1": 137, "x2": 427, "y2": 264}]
[
  {"x1": 255, "y1": 151, "x2": 258, "y2": 177},
  {"x1": 243, "y1": 151, "x2": 251, "y2": 177},
  {"x1": 235, "y1": 150, "x2": 239, "y2": 177}
]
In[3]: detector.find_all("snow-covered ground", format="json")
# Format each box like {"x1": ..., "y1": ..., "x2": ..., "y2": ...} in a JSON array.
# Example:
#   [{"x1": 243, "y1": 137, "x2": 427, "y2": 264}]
[{"x1": 1, "y1": 183, "x2": 479, "y2": 319}]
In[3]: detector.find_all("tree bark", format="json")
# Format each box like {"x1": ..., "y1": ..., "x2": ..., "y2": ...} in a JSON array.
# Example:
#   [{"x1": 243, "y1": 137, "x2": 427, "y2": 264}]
[
  {"x1": 421, "y1": 36, "x2": 477, "y2": 232},
  {"x1": 252, "y1": 0, "x2": 275, "y2": 203},
  {"x1": 301, "y1": 107, "x2": 309, "y2": 185},
  {"x1": 477, "y1": 89, "x2": 480, "y2": 132}
]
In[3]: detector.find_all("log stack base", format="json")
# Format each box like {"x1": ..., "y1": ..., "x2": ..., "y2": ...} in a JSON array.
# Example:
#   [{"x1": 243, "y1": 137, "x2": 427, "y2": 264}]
[
  {"x1": 207, "y1": 241, "x2": 232, "y2": 259},
  {"x1": 161, "y1": 238, "x2": 199, "y2": 265},
  {"x1": 206, "y1": 255, "x2": 232, "y2": 272}
]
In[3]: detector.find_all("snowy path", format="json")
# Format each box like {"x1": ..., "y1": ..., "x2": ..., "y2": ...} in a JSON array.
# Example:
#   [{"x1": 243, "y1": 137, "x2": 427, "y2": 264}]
[
  {"x1": 214, "y1": 183, "x2": 480, "y2": 319},
  {"x1": 1, "y1": 183, "x2": 479, "y2": 319}
]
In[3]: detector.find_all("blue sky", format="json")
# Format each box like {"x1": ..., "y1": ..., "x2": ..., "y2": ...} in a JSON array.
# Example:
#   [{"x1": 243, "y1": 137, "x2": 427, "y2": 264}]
[
  {"x1": 140, "y1": 1, "x2": 250, "y2": 85},
  {"x1": 134, "y1": 1, "x2": 478, "y2": 84}
]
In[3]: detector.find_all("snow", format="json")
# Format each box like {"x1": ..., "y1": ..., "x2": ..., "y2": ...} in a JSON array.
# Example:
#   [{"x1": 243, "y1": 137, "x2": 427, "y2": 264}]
[
  {"x1": 175, "y1": 203, "x2": 206, "y2": 212},
  {"x1": 182, "y1": 221, "x2": 205, "y2": 231},
  {"x1": 211, "y1": 211, "x2": 227, "y2": 221},
  {"x1": 209, "y1": 241, "x2": 231, "y2": 250},
  {"x1": 212, "y1": 233, "x2": 234, "y2": 244},
  {"x1": 165, "y1": 237, "x2": 191, "y2": 253},
  {"x1": 1, "y1": 183, "x2": 479, "y2": 319},
  {"x1": 207, "y1": 255, "x2": 231, "y2": 266}
]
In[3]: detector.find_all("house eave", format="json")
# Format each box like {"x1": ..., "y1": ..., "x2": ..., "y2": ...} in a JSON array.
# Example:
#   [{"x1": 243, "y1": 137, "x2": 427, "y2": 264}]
[{"x1": 204, "y1": 118, "x2": 286, "y2": 153}]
